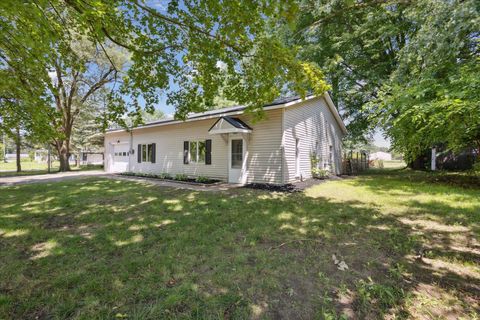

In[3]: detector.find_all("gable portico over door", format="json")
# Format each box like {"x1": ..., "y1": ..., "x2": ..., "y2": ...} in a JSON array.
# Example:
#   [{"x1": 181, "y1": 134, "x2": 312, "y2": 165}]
[{"x1": 208, "y1": 116, "x2": 252, "y2": 184}]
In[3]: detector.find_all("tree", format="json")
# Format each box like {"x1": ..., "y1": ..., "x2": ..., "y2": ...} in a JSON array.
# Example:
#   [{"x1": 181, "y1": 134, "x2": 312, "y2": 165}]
[
  {"x1": 0, "y1": 0, "x2": 329, "y2": 131},
  {"x1": 288, "y1": 0, "x2": 414, "y2": 142},
  {"x1": 288, "y1": 0, "x2": 479, "y2": 161},
  {"x1": 373, "y1": 1, "x2": 480, "y2": 162},
  {"x1": 46, "y1": 39, "x2": 126, "y2": 171}
]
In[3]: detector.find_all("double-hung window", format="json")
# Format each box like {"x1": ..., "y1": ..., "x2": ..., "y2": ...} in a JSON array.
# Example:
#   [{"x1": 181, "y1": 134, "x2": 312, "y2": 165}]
[
  {"x1": 184, "y1": 140, "x2": 211, "y2": 165},
  {"x1": 189, "y1": 141, "x2": 206, "y2": 163},
  {"x1": 138, "y1": 143, "x2": 156, "y2": 163}
]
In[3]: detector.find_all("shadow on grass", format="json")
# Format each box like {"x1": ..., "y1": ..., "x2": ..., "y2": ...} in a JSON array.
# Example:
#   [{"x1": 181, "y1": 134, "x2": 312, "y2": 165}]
[{"x1": 0, "y1": 175, "x2": 478, "y2": 319}]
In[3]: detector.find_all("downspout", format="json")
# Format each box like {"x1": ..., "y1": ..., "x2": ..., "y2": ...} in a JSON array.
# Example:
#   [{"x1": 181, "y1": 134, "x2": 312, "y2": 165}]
[
  {"x1": 129, "y1": 129, "x2": 133, "y2": 172},
  {"x1": 281, "y1": 107, "x2": 285, "y2": 184}
]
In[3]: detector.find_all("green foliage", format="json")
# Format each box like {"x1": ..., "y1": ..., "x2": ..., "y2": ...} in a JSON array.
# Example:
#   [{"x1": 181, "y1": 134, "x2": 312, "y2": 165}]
[
  {"x1": 289, "y1": 0, "x2": 479, "y2": 155},
  {"x1": 195, "y1": 176, "x2": 209, "y2": 183},
  {"x1": 356, "y1": 278, "x2": 405, "y2": 314},
  {"x1": 158, "y1": 172, "x2": 172, "y2": 180},
  {"x1": 312, "y1": 168, "x2": 329, "y2": 179},
  {"x1": 373, "y1": 1, "x2": 479, "y2": 161},
  {"x1": 0, "y1": 0, "x2": 329, "y2": 133},
  {"x1": 311, "y1": 153, "x2": 330, "y2": 179},
  {"x1": 174, "y1": 173, "x2": 189, "y2": 181},
  {"x1": 471, "y1": 162, "x2": 480, "y2": 176}
]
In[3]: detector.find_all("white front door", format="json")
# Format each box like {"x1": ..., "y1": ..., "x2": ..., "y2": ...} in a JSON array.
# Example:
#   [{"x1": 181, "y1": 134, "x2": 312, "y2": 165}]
[
  {"x1": 112, "y1": 144, "x2": 129, "y2": 172},
  {"x1": 228, "y1": 136, "x2": 247, "y2": 184}
]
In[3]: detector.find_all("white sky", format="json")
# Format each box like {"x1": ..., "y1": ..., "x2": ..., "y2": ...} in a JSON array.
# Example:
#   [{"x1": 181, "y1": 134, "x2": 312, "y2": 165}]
[{"x1": 373, "y1": 130, "x2": 390, "y2": 148}]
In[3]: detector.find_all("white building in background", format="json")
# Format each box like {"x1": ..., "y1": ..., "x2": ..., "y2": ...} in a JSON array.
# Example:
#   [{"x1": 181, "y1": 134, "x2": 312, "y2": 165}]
[
  {"x1": 370, "y1": 151, "x2": 392, "y2": 161},
  {"x1": 5, "y1": 153, "x2": 29, "y2": 161}
]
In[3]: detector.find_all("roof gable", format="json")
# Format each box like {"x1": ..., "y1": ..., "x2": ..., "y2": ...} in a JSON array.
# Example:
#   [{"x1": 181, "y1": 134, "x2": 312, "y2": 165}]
[{"x1": 208, "y1": 116, "x2": 252, "y2": 134}]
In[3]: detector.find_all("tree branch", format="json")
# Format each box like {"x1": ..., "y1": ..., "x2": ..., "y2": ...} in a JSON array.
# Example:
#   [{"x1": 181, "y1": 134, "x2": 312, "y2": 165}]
[{"x1": 80, "y1": 67, "x2": 115, "y2": 104}]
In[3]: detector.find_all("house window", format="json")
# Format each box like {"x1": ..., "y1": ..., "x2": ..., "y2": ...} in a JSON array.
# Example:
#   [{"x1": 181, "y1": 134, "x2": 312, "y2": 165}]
[
  {"x1": 295, "y1": 138, "x2": 300, "y2": 177},
  {"x1": 189, "y1": 141, "x2": 206, "y2": 163},
  {"x1": 324, "y1": 119, "x2": 329, "y2": 142},
  {"x1": 140, "y1": 144, "x2": 154, "y2": 162},
  {"x1": 329, "y1": 145, "x2": 333, "y2": 166}
]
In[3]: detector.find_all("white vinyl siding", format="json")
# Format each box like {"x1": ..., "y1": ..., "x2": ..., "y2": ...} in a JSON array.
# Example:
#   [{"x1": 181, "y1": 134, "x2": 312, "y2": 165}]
[
  {"x1": 283, "y1": 96, "x2": 344, "y2": 182},
  {"x1": 104, "y1": 109, "x2": 284, "y2": 183},
  {"x1": 105, "y1": 95, "x2": 344, "y2": 184},
  {"x1": 238, "y1": 109, "x2": 283, "y2": 184}
]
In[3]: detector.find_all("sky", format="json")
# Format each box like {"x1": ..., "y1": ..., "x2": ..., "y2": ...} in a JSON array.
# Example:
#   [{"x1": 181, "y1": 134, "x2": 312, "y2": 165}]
[{"x1": 373, "y1": 130, "x2": 391, "y2": 148}]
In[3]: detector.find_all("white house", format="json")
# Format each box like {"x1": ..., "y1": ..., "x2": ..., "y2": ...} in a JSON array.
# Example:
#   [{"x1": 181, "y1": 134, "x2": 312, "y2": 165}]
[
  {"x1": 104, "y1": 93, "x2": 347, "y2": 184},
  {"x1": 370, "y1": 151, "x2": 392, "y2": 161},
  {"x1": 79, "y1": 152, "x2": 104, "y2": 165}
]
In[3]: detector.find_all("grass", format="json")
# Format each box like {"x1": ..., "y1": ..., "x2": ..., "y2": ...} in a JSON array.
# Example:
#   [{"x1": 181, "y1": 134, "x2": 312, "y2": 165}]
[
  {"x1": 383, "y1": 160, "x2": 406, "y2": 169},
  {"x1": 0, "y1": 169, "x2": 479, "y2": 319},
  {"x1": 0, "y1": 161, "x2": 103, "y2": 177}
]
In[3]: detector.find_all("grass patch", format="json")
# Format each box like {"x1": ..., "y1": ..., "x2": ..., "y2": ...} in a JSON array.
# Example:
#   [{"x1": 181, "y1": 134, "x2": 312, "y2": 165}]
[
  {"x1": 0, "y1": 170, "x2": 478, "y2": 319},
  {"x1": 0, "y1": 162, "x2": 103, "y2": 177}
]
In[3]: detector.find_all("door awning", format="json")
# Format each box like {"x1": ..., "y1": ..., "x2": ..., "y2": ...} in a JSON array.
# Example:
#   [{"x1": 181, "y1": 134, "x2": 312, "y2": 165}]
[{"x1": 208, "y1": 116, "x2": 252, "y2": 134}]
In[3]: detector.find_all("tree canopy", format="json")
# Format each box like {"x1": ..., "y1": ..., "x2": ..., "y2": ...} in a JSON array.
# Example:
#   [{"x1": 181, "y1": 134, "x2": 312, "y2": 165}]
[
  {"x1": 289, "y1": 0, "x2": 479, "y2": 160},
  {"x1": 0, "y1": 0, "x2": 328, "y2": 125}
]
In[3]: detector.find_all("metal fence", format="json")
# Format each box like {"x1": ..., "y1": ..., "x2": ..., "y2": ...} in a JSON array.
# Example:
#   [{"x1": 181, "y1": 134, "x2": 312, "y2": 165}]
[{"x1": 342, "y1": 150, "x2": 369, "y2": 175}]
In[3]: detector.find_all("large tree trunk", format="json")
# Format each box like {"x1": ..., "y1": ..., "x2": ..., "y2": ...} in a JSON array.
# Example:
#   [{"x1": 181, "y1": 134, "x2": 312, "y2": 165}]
[
  {"x1": 15, "y1": 127, "x2": 21, "y2": 173},
  {"x1": 57, "y1": 140, "x2": 71, "y2": 172}
]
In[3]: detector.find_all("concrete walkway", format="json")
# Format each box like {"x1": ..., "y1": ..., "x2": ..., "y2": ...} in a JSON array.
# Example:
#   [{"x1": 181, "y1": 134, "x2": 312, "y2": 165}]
[
  {"x1": 0, "y1": 170, "x2": 239, "y2": 192},
  {"x1": 0, "y1": 170, "x2": 109, "y2": 186}
]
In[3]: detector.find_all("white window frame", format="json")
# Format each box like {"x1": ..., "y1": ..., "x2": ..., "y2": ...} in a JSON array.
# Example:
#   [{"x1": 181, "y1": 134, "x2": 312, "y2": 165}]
[
  {"x1": 188, "y1": 140, "x2": 206, "y2": 163},
  {"x1": 141, "y1": 143, "x2": 153, "y2": 162}
]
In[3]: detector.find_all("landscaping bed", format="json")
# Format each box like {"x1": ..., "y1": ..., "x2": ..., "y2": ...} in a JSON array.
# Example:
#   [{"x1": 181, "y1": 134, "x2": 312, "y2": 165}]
[
  {"x1": 118, "y1": 172, "x2": 221, "y2": 185},
  {"x1": 243, "y1": 182, "x2": 300, "y2": 193}
]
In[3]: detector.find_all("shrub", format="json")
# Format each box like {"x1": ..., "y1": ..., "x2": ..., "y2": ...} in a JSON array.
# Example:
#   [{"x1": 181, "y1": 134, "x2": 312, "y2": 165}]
[
  {"x1": 312, "y1": 168, "x2": 329, "y2": 179},
  {"x1": 372, "y1": 159, "x2": 384, "y2": 168},
  {"x1": 471, "y1": 161, "x2": 480, "y2": 176},
  {"x1": 158, "y1": 172, "x2": 172, "y2": 179},
  {"x1": 195, "y1": 176, "x2": 210, "y2": 183},
  {"x1": 174, "y1": 173, "x2": 189, "y2": 181}
]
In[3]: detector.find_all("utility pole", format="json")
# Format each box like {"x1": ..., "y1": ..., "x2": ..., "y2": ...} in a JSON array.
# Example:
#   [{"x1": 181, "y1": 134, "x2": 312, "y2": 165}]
[
  {"x1": 47, "y1": 145, "x2": 51, "y2": 173},
  {"x1": 431, "y1": 147, "x2": 436, "y2": 171},
  {"x1": 2, "y1": 133, "x2": 6, "y2": 163}
]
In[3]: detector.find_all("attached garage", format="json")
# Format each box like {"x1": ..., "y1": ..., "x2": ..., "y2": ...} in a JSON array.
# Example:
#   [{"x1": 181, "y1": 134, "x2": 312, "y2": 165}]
[{"x1": 112, "y1": 143, "x2": 130, "y2": 173}]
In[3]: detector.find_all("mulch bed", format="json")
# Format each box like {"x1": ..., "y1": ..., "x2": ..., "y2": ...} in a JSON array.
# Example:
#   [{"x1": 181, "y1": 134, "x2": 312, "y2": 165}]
[
  {"x1": 118, "y1": 173, "x2": 220, "y2": 185},
  {"x1": 243, "y1": 183, "x2": 301, "y2": 193}
]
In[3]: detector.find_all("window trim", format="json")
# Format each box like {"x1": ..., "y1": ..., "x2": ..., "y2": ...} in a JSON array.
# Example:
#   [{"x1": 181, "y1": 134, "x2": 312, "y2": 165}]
[
  {"x1": 187, "y1": 140, "x2": 207, "y2": 164},
  {"x1": 140, "y1": 143, "x2": 155, "y2": 163}
]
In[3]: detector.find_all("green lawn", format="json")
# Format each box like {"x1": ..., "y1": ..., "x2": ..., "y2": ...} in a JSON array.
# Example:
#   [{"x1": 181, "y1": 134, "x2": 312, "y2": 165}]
[
  {"x1": 0, "y1": 161, "x2": 102, "y2": 177},
  {"x1": 383, "y1": 160, "x2": 406, "y2": 169},
  {"x1": 0, "y1": 160, "x2": 60, "y2": 174},
  {"x1": 0, "y1": 170, "x2": 478, "y2": 319}
]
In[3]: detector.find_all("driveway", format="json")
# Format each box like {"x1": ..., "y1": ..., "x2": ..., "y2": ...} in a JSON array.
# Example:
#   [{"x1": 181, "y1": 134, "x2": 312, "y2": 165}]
[
  {"x1": 0, "y1": 171, "x2": 238, "y2": 192},
  {"x1": 0, "y1": 170, "x2": 109, "y2": 186}
]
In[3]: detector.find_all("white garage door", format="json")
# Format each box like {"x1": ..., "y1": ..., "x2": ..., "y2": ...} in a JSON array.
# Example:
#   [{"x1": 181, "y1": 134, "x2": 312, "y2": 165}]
[{"x1": 112, "y1": 144, "x2": 129, "y2": 172}]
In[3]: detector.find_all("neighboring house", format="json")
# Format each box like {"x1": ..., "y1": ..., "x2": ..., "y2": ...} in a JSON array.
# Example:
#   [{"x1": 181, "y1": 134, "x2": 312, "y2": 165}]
[
  {"x1": 5, "y1": 153, "x2": 29, "y2": 161},
  {"x1": 104, "y1": 93, "x2": 347, "y2": 184},
  {"x1": 370, "y1": 151, "x2": 392, "y2": 161},
  {"x1": 80, "y1": 152, "x2": 104, "y2": 165}
]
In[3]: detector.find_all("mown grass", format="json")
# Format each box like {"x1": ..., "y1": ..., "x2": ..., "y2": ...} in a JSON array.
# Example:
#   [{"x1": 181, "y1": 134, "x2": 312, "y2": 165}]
[
  {"x1": 0, "y1": 169, "x2": 478, "y2": 319},
  {"x1": 0, "y1": 161, "x2": 103, "y2": 177}
]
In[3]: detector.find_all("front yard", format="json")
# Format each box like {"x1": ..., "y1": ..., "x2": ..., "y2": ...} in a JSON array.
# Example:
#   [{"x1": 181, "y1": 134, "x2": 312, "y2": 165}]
[
  {"x1": 0, "y1": 161, "x2": 103, "y2": 177},
  {"x1": 0, "y1": 170, "x2": 478, "y2": 319}
]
